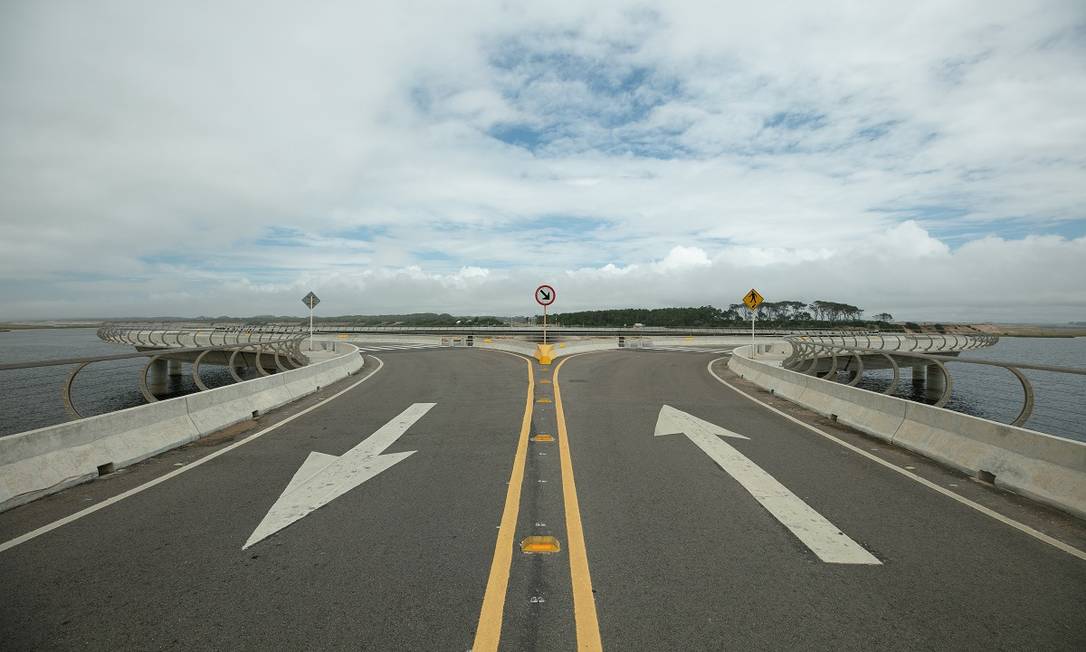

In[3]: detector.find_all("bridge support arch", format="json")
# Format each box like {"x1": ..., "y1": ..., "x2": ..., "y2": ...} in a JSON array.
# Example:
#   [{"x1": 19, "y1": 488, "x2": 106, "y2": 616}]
[
  {"x1": 148, "y1": 358, "x2": 169, "y2": 395},
  {"x1": 925, "y1": 363, "x2": 947, "y2": 395}
]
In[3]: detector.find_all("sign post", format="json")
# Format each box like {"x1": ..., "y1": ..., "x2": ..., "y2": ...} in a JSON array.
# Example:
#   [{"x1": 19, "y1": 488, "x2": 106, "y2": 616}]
[
  {"x1": 534, "y1": 284, "x2": 556, "y2": 345},
  {"x1": 742, "y1": 288, "x2": 764, "y2": 359},
  {"x1": 301, "y1": 291, "x2": 320, "y2": 352}
]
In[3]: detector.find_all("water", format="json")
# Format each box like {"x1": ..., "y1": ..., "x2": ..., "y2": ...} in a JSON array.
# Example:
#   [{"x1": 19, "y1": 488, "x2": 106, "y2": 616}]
[
  {"x1": 855, "y1": 337, "x2": 1086, "y2": 442},
  {"x1": 0, "y1": 328, "x2": 251, "y2": 437},
  {"x1": 2, "y1": 329, "x2": 1084, "y2": 442}
]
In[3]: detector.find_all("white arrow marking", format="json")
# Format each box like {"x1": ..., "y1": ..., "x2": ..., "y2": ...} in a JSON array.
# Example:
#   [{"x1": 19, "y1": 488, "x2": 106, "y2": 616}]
[
  {"x1": 655, "y1": 405, "x2": 880, "y2": 565},
  {"x1": 244, "y1": 402, "x2": 436, "y2": 549}
]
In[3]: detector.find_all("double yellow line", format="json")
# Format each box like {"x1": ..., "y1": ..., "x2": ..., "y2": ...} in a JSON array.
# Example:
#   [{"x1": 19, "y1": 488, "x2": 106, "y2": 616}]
[
  {"x1": 553, "y1": 356, "x2": 603, "y2": 650},
  {"x1": 473, "y1": 354, "x2": 602, "y2": 651}
]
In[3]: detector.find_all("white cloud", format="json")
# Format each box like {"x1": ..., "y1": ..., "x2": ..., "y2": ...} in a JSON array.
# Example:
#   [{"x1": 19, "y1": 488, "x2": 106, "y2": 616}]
[
  {"x1": 653, "y1": 245, "x2": 711, "y2": 272},
  {"x1": 0, "y1": 1, "x2": 1083, "y2": 321}
]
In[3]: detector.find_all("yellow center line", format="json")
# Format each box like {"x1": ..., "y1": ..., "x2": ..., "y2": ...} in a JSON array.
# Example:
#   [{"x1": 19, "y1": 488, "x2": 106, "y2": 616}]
[
  {"x1": 472, "y1": 353, "x2": 534, "y2": 651},
  {"x1": 554, "y1": 356, "x2": 604, "y2": 651}
]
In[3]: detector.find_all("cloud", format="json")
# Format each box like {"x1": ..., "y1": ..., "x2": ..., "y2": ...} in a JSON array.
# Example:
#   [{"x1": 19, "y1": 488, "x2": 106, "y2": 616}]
[
  {"x1": 0, "y1": 1, "x2": 1084, "y2": 322},
  {"x1": 653, "y1": 245, "x2": 711, "y2": 272}
]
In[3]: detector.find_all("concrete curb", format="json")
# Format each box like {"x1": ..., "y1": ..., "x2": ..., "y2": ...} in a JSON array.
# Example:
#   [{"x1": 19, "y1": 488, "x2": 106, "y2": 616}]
[
  {"x1": 0, "y1": 345, "x2": 365, "y2": 513},
  {"x1": 727, "y1": 345, "x2": 1086, "y2": 520}
]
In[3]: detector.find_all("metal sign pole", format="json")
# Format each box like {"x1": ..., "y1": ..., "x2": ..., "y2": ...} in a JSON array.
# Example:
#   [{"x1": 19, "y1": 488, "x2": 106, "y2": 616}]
[
  {"x1": 751, "y1": 309, "x2": 756, "y2": 360},
  {"x1": 309, "y1": 302, "x2": 314, "y2": 352},
  {"x1": 543, "y1": 304, "x2": 548, "y2": 345}
]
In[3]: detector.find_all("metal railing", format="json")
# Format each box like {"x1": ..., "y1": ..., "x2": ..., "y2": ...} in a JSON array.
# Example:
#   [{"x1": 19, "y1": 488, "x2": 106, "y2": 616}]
[
  {"x1": 98, "y1": 322, "x2": 920, "y2": 337},
  {"x1": 780, "y1": 334, "x2": 1086, "y2": 429},
  {"x1": 0, "y1": 336, "x2": 307, "y2": 429},
  {"x1": 97, "y1": 325, "x2": 309, "y2": 348}
]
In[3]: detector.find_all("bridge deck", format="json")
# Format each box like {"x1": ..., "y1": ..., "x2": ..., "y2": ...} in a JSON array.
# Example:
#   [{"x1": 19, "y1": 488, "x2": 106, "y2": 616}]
[{"x1": 2, "y1": 348, "x2": 1083, "y2": 649}]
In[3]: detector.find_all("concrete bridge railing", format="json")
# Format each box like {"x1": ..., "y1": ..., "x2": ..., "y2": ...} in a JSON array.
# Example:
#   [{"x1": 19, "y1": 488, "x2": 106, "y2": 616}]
[
  {"x1": 780, "y1": 333, "x2": 1086, "y2": 430},
  {"x1": 728, "y1": 344, "x2": 1086, "y2": 520},
  {"x1": 0, "y1": 344, "x2": 366, "y2": 513}
]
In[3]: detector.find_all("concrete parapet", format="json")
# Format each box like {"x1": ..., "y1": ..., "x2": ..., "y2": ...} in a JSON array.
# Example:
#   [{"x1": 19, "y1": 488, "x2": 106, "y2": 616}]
[
  {"x1": 0, "y1": 397, "x2": 200, "y2": 512},
  {"x1": 184, "y1": 374, "x2": 290, "y2": 434},
  {"x1": 550, "y1": 339, "x2": 622, "y2": 357},
  {"x1": 652, "y1": 336, "x2": 769, "y2": 346},
  {"x1": 728, "y1": 345, "x2": 1086, "y2": 519},
  {"x1": 892, "y1": 402, "x2": 1086, "y2": 515},
  {"x1": 474, "y1": 339, "x2": 538, "y2": 356},
  {"x1": 0, "y1": 345, "x2": 365, "y2": 513}
]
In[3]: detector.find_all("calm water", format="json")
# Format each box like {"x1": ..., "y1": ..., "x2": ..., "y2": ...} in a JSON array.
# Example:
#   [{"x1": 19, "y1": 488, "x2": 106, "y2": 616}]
[
  {"x1": 1, "y1": 329, "x2": 1084, "y2": 442},
  {"x1": 855, "y1": 337, "x2": 1086, "y2": 442},
  {"x1": 0, "y1": 328, "x2": 250, "y2": 437}
]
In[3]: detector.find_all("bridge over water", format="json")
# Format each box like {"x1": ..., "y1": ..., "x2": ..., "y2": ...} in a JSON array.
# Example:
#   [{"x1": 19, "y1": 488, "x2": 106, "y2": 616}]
[{"x1": 1, "y1": 326, "x2": 1084, "y2": 649}]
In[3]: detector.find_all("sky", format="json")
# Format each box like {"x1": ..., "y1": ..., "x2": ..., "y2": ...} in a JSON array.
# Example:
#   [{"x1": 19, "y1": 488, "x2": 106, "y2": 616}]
[{"x1": 1, "y1": 1, "x2": 1085, "y2": 322}]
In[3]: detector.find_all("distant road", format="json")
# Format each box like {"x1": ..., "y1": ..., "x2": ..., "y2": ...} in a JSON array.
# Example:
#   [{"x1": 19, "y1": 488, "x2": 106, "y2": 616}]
[{"x1": 2, "y1": 347, "x2": 1083, "y2": 650}]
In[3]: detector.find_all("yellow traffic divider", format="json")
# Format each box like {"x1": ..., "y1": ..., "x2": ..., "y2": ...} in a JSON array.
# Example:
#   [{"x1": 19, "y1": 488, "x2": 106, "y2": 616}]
[
  {"x1": 535, "y1": 343, "x2": 555, "y2": 364},
  {"x1": 531, "y1": 434, "x2": 554, "y2": 442}
]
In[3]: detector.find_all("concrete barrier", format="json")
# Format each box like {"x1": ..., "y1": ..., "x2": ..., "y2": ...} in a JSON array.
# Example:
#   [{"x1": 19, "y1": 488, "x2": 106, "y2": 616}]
[
  {"x1": 0, "y1": 397, "x2": 201, "y2": 511},
  {"x1": 0, "y1": 345, "x2": 365, "y2": 513},
  {"x1": 184, "y1": 374, "x2": 290, "y2": 434},
  {"x1": 474, "y1": 339, "x2": 537, "y2": 356},
  {"x1": 727, "y1": 345, "x2": 1086, "y2": 519},
  {"x1": 892, "y1": 402, "x2": 1086, "y2": 515},
  {"x1": 555, "y1": 339, "x2": 622, "y2": 357}
]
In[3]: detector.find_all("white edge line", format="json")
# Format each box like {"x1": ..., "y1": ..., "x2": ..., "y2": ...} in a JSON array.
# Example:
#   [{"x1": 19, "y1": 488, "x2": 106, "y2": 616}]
[
  {"x1": 0, "y1": 355, "x2": 387, "y2": 555},
  {"x1": 705, "y1": 357, "x2": 1086, "y2": 562}
]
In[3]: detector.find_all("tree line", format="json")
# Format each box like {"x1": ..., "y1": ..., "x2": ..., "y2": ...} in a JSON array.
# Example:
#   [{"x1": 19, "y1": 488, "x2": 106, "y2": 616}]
[{"x1": 543, "y1": 301, "x2": 897, "y2": 328}]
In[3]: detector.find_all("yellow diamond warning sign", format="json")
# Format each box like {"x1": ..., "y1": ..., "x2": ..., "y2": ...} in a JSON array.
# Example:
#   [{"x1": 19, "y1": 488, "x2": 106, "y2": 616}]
[{"x1": 742, "y1": 288, "x2": 764, "y2": 311}]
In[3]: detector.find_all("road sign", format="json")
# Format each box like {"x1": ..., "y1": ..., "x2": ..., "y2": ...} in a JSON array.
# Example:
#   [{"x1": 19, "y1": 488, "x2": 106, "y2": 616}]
[
  {"x1": 742, "y1": 288, "x2": 764, "y2": 311},
  {"x1": 535, "y1": 284, "x2": 556, "y2": 306}
]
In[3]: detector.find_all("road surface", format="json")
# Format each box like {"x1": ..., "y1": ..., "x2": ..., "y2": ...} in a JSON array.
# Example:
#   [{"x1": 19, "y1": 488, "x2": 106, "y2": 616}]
[{"x1": 2, "y1": 346, "x2": 1084, "y2": 650}]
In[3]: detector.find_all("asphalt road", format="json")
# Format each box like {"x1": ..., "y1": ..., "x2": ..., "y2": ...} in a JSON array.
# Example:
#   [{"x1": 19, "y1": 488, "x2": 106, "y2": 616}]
[{"x1": 2, "y1": 347, "x2": 1084, "y2": 650}]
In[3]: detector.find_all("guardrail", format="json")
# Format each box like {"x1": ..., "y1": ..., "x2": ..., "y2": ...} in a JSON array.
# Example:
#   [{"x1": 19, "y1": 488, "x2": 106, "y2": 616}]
[
  {"x1": 97, "y1": 325, "x2": 308, "y2": 348},
  {"x1": 100, "y1": 322, "x2": 928, "y2": 337},
  {"x1": 728, "y1": 344, "x2": 1086, "y2": 519},
  {"x1": 0, "y1": 336, "x2": 307, "y2": 432},
  {"x1": 785, "y1": 332, "x2": 998, "y2": 355},
  {"x1": 780, "y1": 334, "x2": 1086, "y2": 429},
  {"x1": 0, "y1": 344, "x2": 365, "y2": 512}
]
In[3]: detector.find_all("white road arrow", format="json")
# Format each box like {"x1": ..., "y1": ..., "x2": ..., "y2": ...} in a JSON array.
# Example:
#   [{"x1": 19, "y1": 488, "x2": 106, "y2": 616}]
[
  {"x1": 244, "y1": 402, "x2": 436, "y2": 549},
  {"x1": 655, "y1": 405, "x2": 880, "y2": 565}
]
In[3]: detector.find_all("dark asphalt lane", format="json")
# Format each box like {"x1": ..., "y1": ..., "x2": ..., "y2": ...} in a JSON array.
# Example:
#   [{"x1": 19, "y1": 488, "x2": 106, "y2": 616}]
[
  {"x1": 560, "y1": 351, "x2": 1086, "y2": 651},
  {"x1": 0, "y1": 350, "x2": 529, "y2": 650},
  {"x1": 3, "y1": 348, "x2": 1085, "y2": 651}
]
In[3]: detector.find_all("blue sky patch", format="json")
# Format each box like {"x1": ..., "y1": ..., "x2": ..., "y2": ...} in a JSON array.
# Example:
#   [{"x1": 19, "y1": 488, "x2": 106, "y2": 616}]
[
  {"x1": 763, "y1": 111, "x2": 827, "y2": 130},
  {"x1": 332, "y1": 225, "x2": 390, "y2": 242},
  {"x1": 855, "y1": 120, "x2": 900, "y2": 141},
  {"x1": 489, "y1": 123, "x2": 547, "y2": 149},
  {"x1": 252, "y1": 226, "x2": 309, "y2": 248}
]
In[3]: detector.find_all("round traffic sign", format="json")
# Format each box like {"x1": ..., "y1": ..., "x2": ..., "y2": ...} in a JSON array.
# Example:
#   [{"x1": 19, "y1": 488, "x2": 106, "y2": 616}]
[{"x1": 535, "y1": 284, "x2": 556, "y2": 306}]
